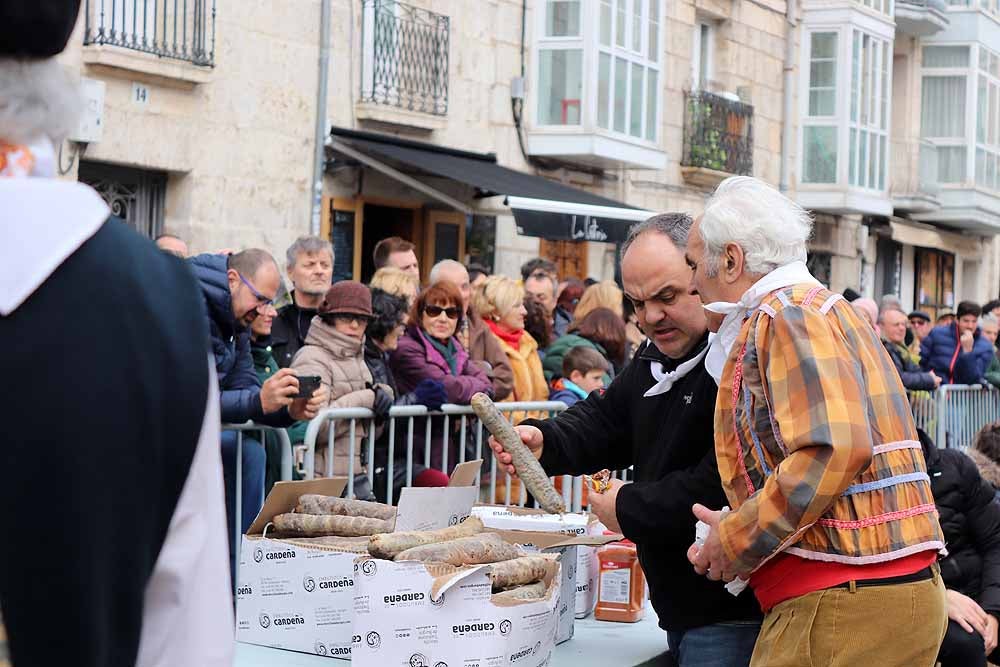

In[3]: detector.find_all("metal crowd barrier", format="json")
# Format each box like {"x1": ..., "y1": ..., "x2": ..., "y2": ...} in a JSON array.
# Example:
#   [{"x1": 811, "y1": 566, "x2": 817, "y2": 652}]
[
  {"x1": 907, "y1": 384, "x2": 1000, "y2": 450},
  {"x1": 934, "y1": 384, "x2": 1000, "y2": 451},
  {"x1": 301, "y1": 401, "x2": 633, "y2": 512},
  {"x1": 221, "y1": 422, "x2": 293, "y2": 587}
]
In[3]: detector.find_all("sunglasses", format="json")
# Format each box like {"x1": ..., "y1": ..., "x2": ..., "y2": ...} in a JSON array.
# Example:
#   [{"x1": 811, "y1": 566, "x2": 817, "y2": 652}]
[{"x1": 424, "y1": 305, "x2": 461, "y2": 320}]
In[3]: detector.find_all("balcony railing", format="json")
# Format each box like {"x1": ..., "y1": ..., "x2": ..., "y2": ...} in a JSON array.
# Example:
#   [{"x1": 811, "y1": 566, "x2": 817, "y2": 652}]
[
  {"x1": 681, "y1": 91, "x2": 754, "y2": 176},
  {"x1": 83, "y1": 0, "x2": 216, "y2": 67},
  {"x1": 360, "y1": 0, "x2": 450, "y2": 116}
]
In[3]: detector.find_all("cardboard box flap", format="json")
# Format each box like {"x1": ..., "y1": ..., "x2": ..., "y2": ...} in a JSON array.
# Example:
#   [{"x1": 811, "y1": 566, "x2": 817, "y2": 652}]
[
  {"x1": 429, "y1": 564, "x2": 490, "y2": 601},
  {"x1": 246, "y1": 477, "x2": 348, "y2": 536},
  {"x1": 394, "y1": 460, "x2": 482, "y2": 532},
  {"x1": 447, "y1": 459, "x2": 482, "y2": 487},
  {"x1": 490, "y1": 528, "x2": 621, "y2": 549}
]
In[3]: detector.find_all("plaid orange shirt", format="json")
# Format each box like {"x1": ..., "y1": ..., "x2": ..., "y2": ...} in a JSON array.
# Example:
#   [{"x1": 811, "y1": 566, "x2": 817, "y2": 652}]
[{"x1": 715, "y1": 284, "x2": 945, "y2": 575}]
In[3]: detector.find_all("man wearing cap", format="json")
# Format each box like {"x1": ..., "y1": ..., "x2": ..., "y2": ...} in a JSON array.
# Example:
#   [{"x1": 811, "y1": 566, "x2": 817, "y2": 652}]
[
  {"x1": 189, "y1": 249, "x2": 329, "y2": 577},
  {"x1": 291, "y1": 281, "x2": 392, "y2": 495},
  {"x1": 0, "y1": 2, "x2": 231, "y2": 664},
  {"x1": 910, "y1": 310, "x2": 933, "y2": 354}
]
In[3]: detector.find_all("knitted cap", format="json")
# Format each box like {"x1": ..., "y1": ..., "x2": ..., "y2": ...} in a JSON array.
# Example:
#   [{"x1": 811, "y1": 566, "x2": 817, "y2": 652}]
[
  {"x1": 0, "y1": 1, "x2": 82, "y2": 58},
  {"x1": 319, "y1": 280, "x2": 372, "y2": 318}
]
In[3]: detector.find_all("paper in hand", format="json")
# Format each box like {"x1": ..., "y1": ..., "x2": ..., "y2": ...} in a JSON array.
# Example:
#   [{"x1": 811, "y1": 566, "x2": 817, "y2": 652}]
[{"x1": 693, "y1": 506, "x2": 749, "y2": 596}]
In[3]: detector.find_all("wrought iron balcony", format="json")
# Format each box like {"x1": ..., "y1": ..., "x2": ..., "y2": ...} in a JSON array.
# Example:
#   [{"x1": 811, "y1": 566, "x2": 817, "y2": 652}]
[
  {"x1": 681, "y1": 91, "x2": 754, "y2": 180},
  {"x1": 83, "y1": 0, "x2": 215, "y2": 66},
  {"x1": 360, "y1": 0, "x2": 450, "y2": 116}
]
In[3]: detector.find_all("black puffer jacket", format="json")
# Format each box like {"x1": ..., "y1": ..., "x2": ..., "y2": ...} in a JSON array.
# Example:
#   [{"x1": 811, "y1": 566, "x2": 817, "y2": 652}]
[{"x1": 921, "y1": 431, "x2": 1000, "y2": 616}]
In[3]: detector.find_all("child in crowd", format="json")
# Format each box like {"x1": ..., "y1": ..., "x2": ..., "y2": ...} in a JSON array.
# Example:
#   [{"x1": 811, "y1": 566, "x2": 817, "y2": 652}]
[{"x1": 549, "y1": 346, "x2": 609, "y2": 407}]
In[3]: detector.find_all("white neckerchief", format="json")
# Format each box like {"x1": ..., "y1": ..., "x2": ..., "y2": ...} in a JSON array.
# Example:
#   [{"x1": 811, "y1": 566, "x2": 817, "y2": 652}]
[
  {"x1": 703, "y1": 261, "x2": 820, "y2": 385},
  {"x1": 0, "y1": 137, "x2": 110, "y2": 316},
  {"x1": 644, "y1": 333, "x2": 714, "y2": 397}
]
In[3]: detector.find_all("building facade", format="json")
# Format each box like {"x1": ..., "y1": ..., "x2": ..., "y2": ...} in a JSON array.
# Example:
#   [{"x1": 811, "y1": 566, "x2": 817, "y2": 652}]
[{"x1": 58, "y1": 0, "x2": 999, "y2": 304}]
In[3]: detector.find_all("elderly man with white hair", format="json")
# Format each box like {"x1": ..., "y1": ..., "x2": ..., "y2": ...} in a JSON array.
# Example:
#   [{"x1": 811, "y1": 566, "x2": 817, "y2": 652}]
[
  {"x1": 429, "y1": 259, "x2": 513, "y2": 400},
  {"x1": 684, "y1": 177, "x2": 947, "y2": 665},
  {"x1": 0, "y1": 1, "x2": 232, "y2": 665}
]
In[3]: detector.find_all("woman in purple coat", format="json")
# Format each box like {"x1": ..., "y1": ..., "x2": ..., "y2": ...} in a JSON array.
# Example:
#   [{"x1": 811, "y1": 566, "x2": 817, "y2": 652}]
[{"x1": 390, "y1": 281, "x2": 493, "y2": 475}]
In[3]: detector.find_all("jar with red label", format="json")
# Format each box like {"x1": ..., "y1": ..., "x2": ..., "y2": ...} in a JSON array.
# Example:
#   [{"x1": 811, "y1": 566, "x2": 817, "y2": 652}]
[{"x1": 594, "y1": 537, "x2": 646, "y2": 623}]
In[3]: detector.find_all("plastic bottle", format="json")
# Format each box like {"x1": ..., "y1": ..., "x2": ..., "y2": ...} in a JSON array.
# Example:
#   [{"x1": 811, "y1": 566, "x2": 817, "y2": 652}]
[{"x1": 594, "y1": 537, "x2": 646, "y2": 623}]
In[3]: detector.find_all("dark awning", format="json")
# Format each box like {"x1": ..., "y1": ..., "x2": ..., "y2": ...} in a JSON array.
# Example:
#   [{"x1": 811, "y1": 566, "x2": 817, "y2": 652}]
[{"x1": 329, "y1": 127, "x2": 650, "y2": 242}]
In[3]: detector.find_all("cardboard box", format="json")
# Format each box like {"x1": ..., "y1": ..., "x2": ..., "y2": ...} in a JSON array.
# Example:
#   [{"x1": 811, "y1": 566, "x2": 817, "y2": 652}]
[
  {"x1": 351, "y1": 556, "x2": 562, "y2": 667},
  {"x1": 236, "y1": 462, "x2": 482, "y2": 660},
  {"x1": 473, "y1": 506, "x2": 619, "y2": 626}
]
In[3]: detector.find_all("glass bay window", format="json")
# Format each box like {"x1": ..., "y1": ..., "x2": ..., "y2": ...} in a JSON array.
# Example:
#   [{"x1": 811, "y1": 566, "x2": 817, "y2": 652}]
[{"x1": 530, "y1": 0, "x2": 666, "y2": 169}]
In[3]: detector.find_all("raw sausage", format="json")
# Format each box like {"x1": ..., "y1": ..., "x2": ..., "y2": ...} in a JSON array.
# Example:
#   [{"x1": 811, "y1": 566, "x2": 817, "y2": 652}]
[
  {"x1": 472, "y1": 392, "x2": 565, "y2": 513},
  {"x1": 296, "y1": 494, "x2": 396, "y2": 521},
  {"x1": 272, "y1": 513, "x2": 391, "y2": 537},
  {"x1": 394, "y1": 533, "x2": 520, "y2": 565},
  {"x1": 367, "y1": 516, "x2": 484, "y2": 559}
]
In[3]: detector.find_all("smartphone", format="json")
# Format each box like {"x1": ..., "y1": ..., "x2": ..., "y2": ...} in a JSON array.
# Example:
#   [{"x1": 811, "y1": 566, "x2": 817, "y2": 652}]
[{"x1": 295, "y1": 375, "x2": 321, "y2": 399}]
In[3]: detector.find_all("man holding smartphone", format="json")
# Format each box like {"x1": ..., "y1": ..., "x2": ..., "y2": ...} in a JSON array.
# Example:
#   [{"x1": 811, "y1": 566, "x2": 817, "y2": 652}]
[{"x1": 190, "y1": 249, "x2": 328, "y2": 582}]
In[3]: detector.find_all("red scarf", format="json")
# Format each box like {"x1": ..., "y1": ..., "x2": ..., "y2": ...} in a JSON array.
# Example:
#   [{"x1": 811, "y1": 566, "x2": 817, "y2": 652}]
[{"x1": 485, "y1": 318, "x2": 524, "y2": 348}]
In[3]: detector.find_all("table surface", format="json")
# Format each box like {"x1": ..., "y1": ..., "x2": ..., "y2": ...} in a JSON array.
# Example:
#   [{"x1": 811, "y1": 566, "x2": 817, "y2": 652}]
[{"x1": 234, "y1": 606, "x2": 668, "y2": 667}]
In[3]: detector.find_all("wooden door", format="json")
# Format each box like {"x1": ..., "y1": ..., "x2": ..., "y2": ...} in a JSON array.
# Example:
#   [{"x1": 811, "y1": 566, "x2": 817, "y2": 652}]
[
  {"x1": 539, "y1": 239, "x2": 589, "y2": 281},
  {"x1": 423, "y1": 210, "x2": 466, "y2": 284}
]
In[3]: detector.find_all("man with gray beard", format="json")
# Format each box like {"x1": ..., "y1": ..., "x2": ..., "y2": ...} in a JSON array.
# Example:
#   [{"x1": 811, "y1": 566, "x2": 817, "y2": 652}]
[{"x1": 271, "y1": 236, "x2": 335, "y2": 367}]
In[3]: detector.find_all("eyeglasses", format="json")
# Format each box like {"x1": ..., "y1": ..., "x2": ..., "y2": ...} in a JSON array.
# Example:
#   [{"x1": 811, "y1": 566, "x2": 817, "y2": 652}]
[
  {"x1": 424, "y1": 305, "x2": 461, "y2": 320},
  {"x1": 331, "y1": 314, "x2": 371, "y2": 325},
  {"x1": 238, "y1": 272, "x2": 274, "y2": 311}
]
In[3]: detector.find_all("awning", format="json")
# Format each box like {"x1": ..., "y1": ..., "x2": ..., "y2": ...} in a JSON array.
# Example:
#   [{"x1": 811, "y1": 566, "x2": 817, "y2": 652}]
[{"x1": 329, "y1": 127, "x2": 651, "y2": 242}]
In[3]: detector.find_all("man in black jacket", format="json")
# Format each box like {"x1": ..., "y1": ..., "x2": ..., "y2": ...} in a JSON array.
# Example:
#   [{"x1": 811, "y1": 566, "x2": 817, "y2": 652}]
[
  {"x1": 271, "y1": 236, "x2": 334, "y2": 367},
  {"x1": 492, "y1": 215, "x2": 762, "y2": 667},
  {"x1": 880, "y1": 307, "x2": 941, "y2": 390},
  {"x1": 920, "y1": 430, "x2": 1000, "y2": 667}
]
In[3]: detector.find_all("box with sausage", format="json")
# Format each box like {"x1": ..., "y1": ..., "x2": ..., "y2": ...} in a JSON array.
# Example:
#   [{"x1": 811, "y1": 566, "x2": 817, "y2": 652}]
[
  {"x1": 235, "y1": 461, "x2": 481, "y2": 660},
  {"x1": 471, "y1": 505, "x2": 618, "y2": 625},
  {"x1": 351, "y1": 555, "x2": 562, "y2": 667}
]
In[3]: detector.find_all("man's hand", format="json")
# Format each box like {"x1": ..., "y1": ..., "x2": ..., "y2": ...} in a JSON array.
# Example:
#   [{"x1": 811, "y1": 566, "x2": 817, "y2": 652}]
[
  {"x1": 986, "y1": 614, "x2": 998, "y2": 654},
  {"x1": 261, "y1": 368, "x2": 299, "y2": 414},
  {"x1": 930, "y1": 370, "x2": 943, "y2": 388},
  {"x1": 488, "y1": 425, "x2": 544, "y2": 476},
  {"x1": 686, "y1": 504, "x2": 737, "y2": 582},
  {"x1": 589, "y1": 478, "x2": 625, "y2": 533},
  {"x1": 290, "y1": 383, "x2": 328, "y2": 421},
  {"x1": 962, "y1": 330, "x2": 975, "y2": 353},
  {"x1": 947, "y1": 589, "x2": 990, "y2": 636}
]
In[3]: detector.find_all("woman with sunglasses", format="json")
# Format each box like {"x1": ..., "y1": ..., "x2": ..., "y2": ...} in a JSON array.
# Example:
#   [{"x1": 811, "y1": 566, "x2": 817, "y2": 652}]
[
  {"x1": 290, "y1": 281, "x2": 392, "y2": 496},
  {"x1": 390, "y1": 281, "x2": 493, "y2": 474}
]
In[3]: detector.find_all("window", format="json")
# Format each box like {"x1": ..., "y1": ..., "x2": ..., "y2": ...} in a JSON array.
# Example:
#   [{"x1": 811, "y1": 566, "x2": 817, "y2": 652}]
[
  {"x1": 847, "y1": 30, "x2": 890, "y2": 190},
  {"x1": 975, "y1": 45, "x2": 1000, "y2": 192},
  {"x1": 538, "y1": 0, "x2": 661, "y2": 142},
  {"x1": 803, "y1": 32, "x2": 838, "y2": 183},
  {"x1": 595, "y1": 0, "x2": 661, "y2": 140},
  {"x1": 692, "y1": 21, "x2": 715, "y2": 91},
  {"x1": 360, "y1": 0, "x2": 450, "y2": 116},
  {"x1": 859, "y1": 0, "x2": 893, "y2": 16},
  {"x1": 920, "y1": 45, "x2": 971, "y2": 185},
  {"x1": 78, "y1": 161, "x2": 166, "y2": 239}
]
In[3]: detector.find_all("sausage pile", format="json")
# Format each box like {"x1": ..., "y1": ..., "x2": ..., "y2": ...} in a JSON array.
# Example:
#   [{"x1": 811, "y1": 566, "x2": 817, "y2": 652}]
[{"x1": 270, "y1": 493, "x2": 552, "y2": 602}]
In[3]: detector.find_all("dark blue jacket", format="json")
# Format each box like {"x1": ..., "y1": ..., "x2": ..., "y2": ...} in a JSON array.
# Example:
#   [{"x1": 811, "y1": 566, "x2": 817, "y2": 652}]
[
  {"x1": 189, "y1": 254, "x2": 291, "y2": 426},
  {"x1": 920, "y1": 322, "x2": 996, "y2": 385}
]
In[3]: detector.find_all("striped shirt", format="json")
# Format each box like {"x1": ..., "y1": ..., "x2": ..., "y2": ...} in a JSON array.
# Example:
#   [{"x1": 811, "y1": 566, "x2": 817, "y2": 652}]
[{"x1": 715, "y1": 284, "x2": 945, "y2": 575}]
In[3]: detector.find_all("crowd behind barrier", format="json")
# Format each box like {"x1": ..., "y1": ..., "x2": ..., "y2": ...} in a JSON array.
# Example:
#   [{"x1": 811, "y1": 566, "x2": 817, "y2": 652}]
[{"x1": 908, "y1": 384, "x2": 1000, "y2": 450}]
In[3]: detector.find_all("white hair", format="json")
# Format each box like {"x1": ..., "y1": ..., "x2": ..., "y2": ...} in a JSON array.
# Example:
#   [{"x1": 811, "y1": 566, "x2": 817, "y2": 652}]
[
  {"x1": 0, "y1": 58, "x2": 82, "y2": 144},
  {"x1": 982, "y1": 313, "x2": 999, "y2": 329},
  {"x1": 699, "y1": 176, "x2": 813, "y2": 276},
  {"x1": 429, "y1": 259, "x2": 467, "y2": 284}
]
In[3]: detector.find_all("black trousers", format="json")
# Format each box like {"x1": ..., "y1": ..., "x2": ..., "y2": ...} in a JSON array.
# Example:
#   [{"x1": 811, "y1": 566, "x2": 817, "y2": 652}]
[{"x1": 938, "y1": 618, "x2": 1000, "y2": 667}]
